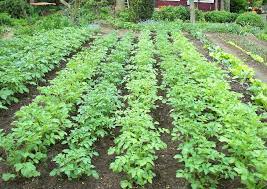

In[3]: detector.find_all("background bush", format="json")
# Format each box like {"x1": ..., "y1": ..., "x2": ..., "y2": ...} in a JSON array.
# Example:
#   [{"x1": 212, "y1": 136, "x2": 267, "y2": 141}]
[
  {"x1": 0, "y1": 13, "x2": 13, "y2": 26},
  {"x1": 152, "y1": 6, "x2": 189, "y2": 21},
  {"x1": 116, "y1": 9, "x2": 136, "y2": 22},
  {"x1": 230, "y1": 0, "x2": 248, "y2": 13},
  {"x1": 153, "y1": 6, "x2": 206, "y2": 22},
  {"x1": 204, "y1": 11, "x2": 238, "y2": 23},
  {"x1": 130, "y1": 0, "x2": 154, "y2": 21},
  {"x1": 0, "y1": 0, "x2": 33, "y2": 18},
  {"x1": 236, "y1": 12, "x2": 265, "y2": 28},
  {"x1": 35, "y1": 14, "x2": 72, "y2": 30}
]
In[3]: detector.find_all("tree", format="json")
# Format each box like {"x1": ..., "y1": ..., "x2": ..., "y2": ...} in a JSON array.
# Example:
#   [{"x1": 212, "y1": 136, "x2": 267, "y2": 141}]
[
  {"x1": 225, "y1": 0, "x2": 230, "y2": 11},
  {"x1": 189, "y1": 0, "x2": 195, "y2": 23}
]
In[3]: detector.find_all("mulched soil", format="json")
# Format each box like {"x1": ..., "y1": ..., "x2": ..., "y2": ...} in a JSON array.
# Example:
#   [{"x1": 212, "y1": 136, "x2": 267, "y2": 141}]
[
  {"x1": 0, "y1": 38, "x2": 95, "y2": 133},
  {"x1": 149, "y1": 56, "x2": 188, "y2": 189},
  {"x1": 206, "y1": 32, "x2": 267, "y2": 83}
]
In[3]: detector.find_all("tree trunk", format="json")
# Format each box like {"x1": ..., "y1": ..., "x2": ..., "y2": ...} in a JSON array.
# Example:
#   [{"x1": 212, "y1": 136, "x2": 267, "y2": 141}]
[
  {"x1": 220, "y1": 0, "x2": 225, "y2": 10},
  {"x1": 225, "y1": 0, "x2": 230, "y2": 11},
  {"x1": 215, "y1": 0, "x2": 218, "y2": 10},
  {"x1": 190, "y1": 0, "x2": 195, "y2": 24},
  {"x1": 115, "y1": 0, "x2": 125, "y2": 12}
]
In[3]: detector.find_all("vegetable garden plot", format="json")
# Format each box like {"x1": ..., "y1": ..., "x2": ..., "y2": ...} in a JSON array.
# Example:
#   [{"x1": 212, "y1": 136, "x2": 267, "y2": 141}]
[
  {"x1": 0, "y1": 33, "x2": 118, "y2": 180},
  {"x1": 156, "y1": 30, "x2": 267, "y2": 189},
  {"x1": 189, "y1": 30, "x2": 267, "y2": 110},
  {"x1": 51, "y1": 33, "x2": 135, "y2": 180},
  {"x1": 108, "y1": 30, "x2": 167, "y2": 188},
  {"x1": 0, "y1": 28, "x2": 266, "y2": 189},
  {"x1": 0, "y1": 27, "x2": 97, "y2": 109}
]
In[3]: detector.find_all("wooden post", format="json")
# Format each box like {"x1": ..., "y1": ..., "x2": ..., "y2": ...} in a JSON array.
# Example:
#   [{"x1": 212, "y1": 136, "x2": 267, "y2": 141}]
[
  {"x1": 215, "y1": 0, "x2": 218, "y2": 10},
  {"x1": 220, "y1": 0, "x2": 225, "y2": 10},
  {"x1": 190, "y1": 0, "x2": 195, "y2": 24},
  {"x1": 225, "y1": 0, "x2": 230, "y2": 11}
]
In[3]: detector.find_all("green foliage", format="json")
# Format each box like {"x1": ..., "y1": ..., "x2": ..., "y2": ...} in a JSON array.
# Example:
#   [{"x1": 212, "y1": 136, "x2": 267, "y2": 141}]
[
  {"x1": 51, "y1": 33, "x2": 134, "y2": 180},
  {"x1": 109, "y1": 31, "x2": 166, "y2": 188},
  {"x1": 156, "y1": 30, "x2": 267, "y2": 188},
  {"x1": 34, "y1": 14, "x2": 73, "y2": 31},
  {"x1": 204, "y1": 11, "x2": 238, "y2": 23},
  {"x1": 152, "y1": 6, "x2": 189, "y2": 21},
  {"x1": 230, "y1": 0, "x2": 248, "y2": 13},
  {"x1": 258, "y1": 33, "x2": 267, "y2": 41},
  {"x1": 0, "y1": 33, "x2": 118, "y2": 179},
  {"x1": 189, "y1": 26, "x2": 267, "y2": 109},
  {"x1": 195, "y1": 9, "x2": 205, "y2": 22},
  {"x1": 116, "y1": 9, "x2": 136, "y2": 22},
  {"x1": 129, "y1": 0, "x2": 154, "y2": 21},
  {"x1": 0, "y1": 13, "x2": 13, "y2": 26},
  {"x1": 80, "y1": 0, "x2": 111, "y2": 21},
  {"x1": 0, "y1": 0, "x2": 33, "y2": 18},
  {"x1": 0, "y1": 27, "x2": 95, "y2": 109},
  {"x1": 236, "y1": 12, "x2": 265, "y2": 29}
]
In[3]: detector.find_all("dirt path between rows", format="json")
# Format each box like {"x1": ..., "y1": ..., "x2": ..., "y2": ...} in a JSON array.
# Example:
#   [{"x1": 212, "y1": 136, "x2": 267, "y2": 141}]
[
  {"x1": 206, "y1": 32, "x2": 267, "y2": 83},
  {"x1": 150, "y1": 60, "x2": 188, "y2": 189}
]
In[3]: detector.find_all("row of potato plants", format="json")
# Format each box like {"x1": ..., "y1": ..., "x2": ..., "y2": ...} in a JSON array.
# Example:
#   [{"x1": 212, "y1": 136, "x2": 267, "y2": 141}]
[
  {"x1": 50, "y1": 33, "x2": 135, "y2": 179},
  {"x1": 189, "y1": 29, "x2": 267, "y2": 110},
  {"x1": 0, "y1": 27, "x2": 97, "y2": 109},
  {"x1": 0, "y1": 33, "x2": 118, "y2": 181},
  {"x1": 156, "y1": 30, "x2": 267, "y2": 188},
  {"x1": 108, "y1": 30, "x2": 167, "y2": 188}
]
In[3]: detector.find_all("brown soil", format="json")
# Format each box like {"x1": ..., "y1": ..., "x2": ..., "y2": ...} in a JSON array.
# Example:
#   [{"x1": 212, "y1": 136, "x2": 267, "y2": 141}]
[
  {"x1": 149, "y1": 56, "x2": 188, "y2": 189},
  {"x1": 206, "y1": 32, "x2": 267, "y2": 83},
  {"x1": 0, "y1": 38, "x2": 95, "y2": 133},
  {"x1": 96, "y1": 21, "x2": 139, "y2": 38}
]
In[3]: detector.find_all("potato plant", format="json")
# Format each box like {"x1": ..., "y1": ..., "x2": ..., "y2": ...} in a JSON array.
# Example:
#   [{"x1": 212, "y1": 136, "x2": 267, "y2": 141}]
[
  {"x1": 50, "y1": 33, "x2": 134, "y2": 179},
  {"x1": 0, "y1": 27, "x2": 97, "y2": 109},
  {"x1": 156, "y1": 30, "x2": 267, "y2": 188},
  {"x1": 0, "y1": 33, "x2": 118, "y2": 180},
  {"x1": 189, "y1": 29, "x2": 267, "y2": 110},
  {"x1": 108, "y1": 30, "x2": 167, "y2": 188}
]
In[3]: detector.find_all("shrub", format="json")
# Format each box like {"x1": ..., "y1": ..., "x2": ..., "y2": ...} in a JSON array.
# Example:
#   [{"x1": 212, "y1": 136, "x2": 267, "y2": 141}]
[
  {"x1": 236, "y1": 12, "x2": 264, "y2": 28},
  {"x1": 230, "y1": 0, "x2": 248, "y2": 13},
  {"x1": 116, "y1": 9, "x2": 135, "y2": 22},
  {"x1": 35, "y1": 14, "x2": 72, "y2": 30},
  {"x1": 0, "y1": 0, "x2": 33, "y2": 18},
  {"x1": 0, "y1": 13, "x2": 13, "y2": 26},
  {"x1": 204, "y1": 11, "x2": 238, "y2": 23},
  {"x1": 130, "y1": 0, "x2": 154, "y2": 21},
  {"x1": 152, "y1": 6, "x2": 189, "y2": 21},
  {"x1": 196, "y1": 9, "x2": 205, "y2": 22}
]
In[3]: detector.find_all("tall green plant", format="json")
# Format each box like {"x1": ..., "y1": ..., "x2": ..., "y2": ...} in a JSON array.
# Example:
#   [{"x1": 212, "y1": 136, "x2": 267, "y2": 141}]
[
  {"x1": 129, "y1": 0, "x2": 154, "y2": 21},
  {"x1": 0, "y1": 0, "x2": 33, "y2": 18}
]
